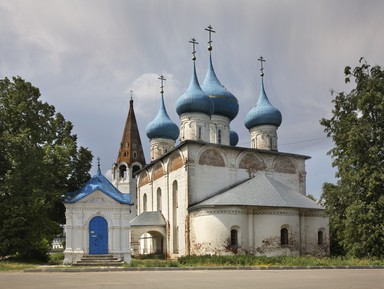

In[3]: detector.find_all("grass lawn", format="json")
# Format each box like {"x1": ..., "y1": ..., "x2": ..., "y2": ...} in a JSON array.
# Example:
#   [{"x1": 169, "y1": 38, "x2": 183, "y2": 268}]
[
  {"x1": 129, "y1": 255, "x2": 384, "y2": 268},
  {"x1": 0, "y1": 261, "x2": 38, "y2": 271},
  {"x1": 1, "y1": 254, "x2": 383, "y2": 271}
]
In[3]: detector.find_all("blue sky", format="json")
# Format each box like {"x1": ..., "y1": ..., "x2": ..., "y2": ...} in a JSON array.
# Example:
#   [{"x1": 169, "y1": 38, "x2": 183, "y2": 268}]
[{"x1": 1, "y1": 0, "x2": 383, "y2": 198}]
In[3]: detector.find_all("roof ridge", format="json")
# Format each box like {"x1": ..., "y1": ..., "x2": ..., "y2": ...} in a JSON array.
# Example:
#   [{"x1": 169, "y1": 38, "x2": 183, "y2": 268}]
[{"x1": 188, "y1": 176, "x2": 253, "y2": 208}]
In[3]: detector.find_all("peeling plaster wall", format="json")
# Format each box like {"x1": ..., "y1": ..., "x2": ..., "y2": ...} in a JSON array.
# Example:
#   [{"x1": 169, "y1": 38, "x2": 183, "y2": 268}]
[
  {"x1": 189, "y1": 207, "x2": 327, "y2": 257},
  {"x1": 303, "y1": 214, "x2": 330, "y2": 256},
  {"x1": 134, "y1": 141, "x2": 324, "y2": 258}
]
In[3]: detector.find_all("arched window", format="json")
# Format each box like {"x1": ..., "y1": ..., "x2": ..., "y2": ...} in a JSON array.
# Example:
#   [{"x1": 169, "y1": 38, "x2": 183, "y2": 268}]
[
  {"x1": 119, "y1": 165, "x2": 127, "y2": 179},
  {"x1": 157, "y1": 188, "x2": 162, "y2": 212},
  {"x1": 318, "y1": 230, "x2": 324, "y2": 245},
  {"x1": 143, "y1": 194, "x2": 147, "y2": 212},
  {"x1": 132, "y1": 165, "x2": 140, "y2": 177},
  {"x1": 230, "y1": 229, "x2": 238, "y2": 246},
  {"x1": 281, "y1": 228, "x2": 288, "y2": 246},
  {"x1": 172, "y1": 180, "x2": 179, "y2": 254}
]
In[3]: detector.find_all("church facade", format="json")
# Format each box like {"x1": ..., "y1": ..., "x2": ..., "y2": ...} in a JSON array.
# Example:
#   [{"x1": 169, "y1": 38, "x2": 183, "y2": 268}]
[
  {"x1": 114, "y1": 27, "x2": 329, "y2": 259},
  {"x1": 63, "y1": 26, "x2": 329, "y2": 264}
]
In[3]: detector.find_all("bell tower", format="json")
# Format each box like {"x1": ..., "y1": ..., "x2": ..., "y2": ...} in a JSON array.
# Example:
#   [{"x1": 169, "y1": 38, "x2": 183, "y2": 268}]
[{"x1": 112, "y1": 92, "x2": 146, "y2": 216}]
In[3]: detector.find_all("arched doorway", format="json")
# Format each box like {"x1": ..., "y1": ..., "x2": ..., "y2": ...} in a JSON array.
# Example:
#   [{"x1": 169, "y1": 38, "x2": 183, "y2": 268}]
[
  {"x1": 89, "y1": 216, "x2": 108, "y2": 254},
  {"x1": 139, "y1": 231, "x2": 165, "y2": 256}
]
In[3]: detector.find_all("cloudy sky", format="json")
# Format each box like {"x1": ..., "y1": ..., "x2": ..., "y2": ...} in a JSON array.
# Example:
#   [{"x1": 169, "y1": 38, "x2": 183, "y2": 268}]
[{"x1": 1, "y1": 0, "x2": 383, "y2": 198}]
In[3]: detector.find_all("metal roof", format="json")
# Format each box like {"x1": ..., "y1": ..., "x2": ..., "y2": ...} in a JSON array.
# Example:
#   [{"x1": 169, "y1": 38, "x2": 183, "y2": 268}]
[
  {"x1": 130, "y1": 211, "x2": 166, "y2": 226},
  {"x1": 202, "y1": 55, "x2": 239, "y2": 120},
  {"x1": 189, "y1": 173, "x2": 322, "y2": 210},
  {"x1": 146, "y1": 94, "x2": 179, "y2": 140},
  {"x1": 244, "y1": 78, "x2": 282, "y2": 129},
  {"x1": 176, "y1": 62, "x2": 214, "y2": 116},
  {"x1": 63, "y1": 170, "x2": 132, "y2": 205}
]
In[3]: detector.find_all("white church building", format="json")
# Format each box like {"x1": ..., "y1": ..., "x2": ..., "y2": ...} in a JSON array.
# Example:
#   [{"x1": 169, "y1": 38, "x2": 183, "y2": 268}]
[{"x1": 63, "y1": 26, "x2": 329, "y2": 264}]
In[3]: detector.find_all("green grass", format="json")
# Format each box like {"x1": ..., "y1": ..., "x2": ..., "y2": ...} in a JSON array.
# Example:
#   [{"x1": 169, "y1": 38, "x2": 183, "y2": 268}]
[
  {"x1": 177, "y1": 255, "x2": 384, "y2": 267},
  {"x1": 0, "y1": 260, "x2": 39, "y2": 271},
  {"x1": 1, "y1": 255, "x2": 383, "y2": 271}
]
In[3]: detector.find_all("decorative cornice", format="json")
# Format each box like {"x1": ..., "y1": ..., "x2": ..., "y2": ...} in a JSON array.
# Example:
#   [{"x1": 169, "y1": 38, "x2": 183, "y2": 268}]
[{"x1": 190, "y1": 207, "x2": 301, "y2": 217}]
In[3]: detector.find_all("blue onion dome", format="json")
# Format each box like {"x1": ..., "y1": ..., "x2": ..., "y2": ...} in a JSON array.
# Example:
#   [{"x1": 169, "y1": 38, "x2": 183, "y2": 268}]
[
  {"x1": 176, "y1": 63, "x2": 214, "y2": 116},
  {"x1": 146, "y1": 94, "x2": 179, "y2": 140},
  {"x1": 202, "y1": 55, "x2": 239, "y2": 120},
  {"x1": 244, "y1": 78, "x2": 282, "y2": 129},
  {"x1": 229, "y1": 129, "x2": 239, "y2": 146}
]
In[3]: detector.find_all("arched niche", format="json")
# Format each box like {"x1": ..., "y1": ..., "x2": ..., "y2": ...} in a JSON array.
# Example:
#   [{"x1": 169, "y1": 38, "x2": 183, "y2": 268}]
[
  {"x1": 138, "y1": 170, "x2": 150, "y2": 186},
  {"x1": 273, "y1": 156, "x2": 297, "y2": 174},
  {"x1": 198, "y1": 148, "x2": 225, "y2": 167},
  {"x1": 168, "y1": 151, "x2": 184, "y2": 172},
  {"x1": 238, "y1": 152, "x2": 266, "y2": 171},
  {"x1": 152, "y1": 162, "x2": 165, "y2": 181}
]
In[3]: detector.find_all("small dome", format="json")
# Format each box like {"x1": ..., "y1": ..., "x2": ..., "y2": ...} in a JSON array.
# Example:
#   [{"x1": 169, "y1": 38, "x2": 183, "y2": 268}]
[
  {"x1": 176, "y1": 63, "x2": 214, "y2": 116},
  {"x1": 202, "y1": 55, "x2": 239, "y2": 121},
  {"x1": 146, "y1": 95, "x2": 179, "y2": 140},
  {"x1": 244, "y1": 79, "x2": 282, "y2": 129},
  {"x1": 229, "y1": 129, "x2": 239, "y2": 146}
]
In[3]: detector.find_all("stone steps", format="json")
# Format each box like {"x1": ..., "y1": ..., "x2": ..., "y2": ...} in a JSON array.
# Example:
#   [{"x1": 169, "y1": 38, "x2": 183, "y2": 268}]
[{"x1": 75, "y1": 254, "x2": 124, "y2": 266}]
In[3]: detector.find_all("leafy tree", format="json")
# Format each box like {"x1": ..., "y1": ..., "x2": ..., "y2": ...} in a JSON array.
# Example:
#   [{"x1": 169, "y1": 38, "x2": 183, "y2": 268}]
[
  {"x1": 320, "y1": 59, "x2": 384, "y2": 258},
  {"x1": 0, "y1": 76, "x2": 92, "y2": 261}
]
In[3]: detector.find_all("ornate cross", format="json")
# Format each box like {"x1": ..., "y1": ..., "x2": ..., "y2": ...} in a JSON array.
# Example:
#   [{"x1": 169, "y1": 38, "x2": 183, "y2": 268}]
[
  {"x1": 205, "y1": 25, "x2": 215, "y2": 51},
  {"x1": 159, "y1": 75, "x2": 166, "y2": 95},
  {"x1": 189, "y1": 38, "x2": 199, "y2": 61},
  {"x1": 258, "y1": 56, "x2": 266, "y2": 77}
]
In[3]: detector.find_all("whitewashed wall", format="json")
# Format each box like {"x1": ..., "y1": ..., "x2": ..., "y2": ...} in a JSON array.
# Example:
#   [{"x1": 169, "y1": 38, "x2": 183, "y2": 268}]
[{"x1": 63, "y1": 190, "x2": 131, "y2": 264}]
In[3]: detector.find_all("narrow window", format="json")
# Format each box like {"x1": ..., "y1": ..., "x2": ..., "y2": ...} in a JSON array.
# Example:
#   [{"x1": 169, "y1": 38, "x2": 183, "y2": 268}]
[
  {"x1": 119, "y1": 165, "x2": 127, "y2": 179},
  {"x1": 198, "y1": 126, "x2": 202, "y2": 140},
  {"x1": 230, "y1": 229, "x2": 238, "y2": 246},
  {"x1": 173, "y1": 180, "x2": 179, "y2": 254},
  {"x1": 132, "y1": 165, "x2": 140, "y2": 177},
  {"x1": 318, "y1": 230, "x2": 324, "y2": 245},
  {"x1": 133, "y1": 151, "x2": 137, "y2": 158},
  {"x1": 157, "y1": 188, "x2": 162, "y2": 212},
  {"x1": 281, "y1": 228, "x2": 288, "y2": 246},
  {"x1": 143, "y1": 194, "x2": 147, "y2": 212},
  {"x1": 218, "y1": 129, "x2": 222, "y2": 144}
]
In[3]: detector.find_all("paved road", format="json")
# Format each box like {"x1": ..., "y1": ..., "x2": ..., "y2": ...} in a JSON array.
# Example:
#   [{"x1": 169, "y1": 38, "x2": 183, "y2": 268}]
[{"x1": 0, "y1": 269, "x2": 383, "y2": 289}]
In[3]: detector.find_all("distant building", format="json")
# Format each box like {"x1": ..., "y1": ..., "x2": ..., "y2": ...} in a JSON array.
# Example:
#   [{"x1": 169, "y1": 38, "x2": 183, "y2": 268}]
[{"x1": 63, "y1": 27, "x2": 329, "y2": 264}]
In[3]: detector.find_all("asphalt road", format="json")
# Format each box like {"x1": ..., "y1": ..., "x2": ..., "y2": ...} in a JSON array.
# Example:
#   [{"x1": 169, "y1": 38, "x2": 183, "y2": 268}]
[{"x1": 0, "y1": 269, "x2": 383, "y2": 289}]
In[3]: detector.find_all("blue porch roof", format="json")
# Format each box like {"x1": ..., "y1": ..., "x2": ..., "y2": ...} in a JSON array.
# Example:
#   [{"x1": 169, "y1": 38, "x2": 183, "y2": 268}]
[{"x1": 63, "y1": 170, "x2": 132, "y2": 205}]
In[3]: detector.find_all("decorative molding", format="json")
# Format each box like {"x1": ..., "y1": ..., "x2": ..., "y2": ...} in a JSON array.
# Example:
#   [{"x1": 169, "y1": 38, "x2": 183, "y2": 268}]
[{"x1": 190, "y1": 208, "x2": 300, "y2": 217}]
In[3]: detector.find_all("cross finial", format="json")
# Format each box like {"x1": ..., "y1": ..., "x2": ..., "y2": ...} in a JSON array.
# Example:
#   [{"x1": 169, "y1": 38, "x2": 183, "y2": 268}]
[
  {"x1": 189, "y1": 38, "x2": 199, "y2": 61},
  {"x1": 159, "y1": 75, "x2": 166, "y2": 96},
  {"x1": 205, "y1": 25, "x2": 216, "y2": 52},
  {"x1": 130, "y1": 90, "x2": 133, "y2": 101},
  {"x1": 97, "y1": 157, "x2": 101, "y2": 175},
  {"x1": 258, "y1": 56, "x2": 266, "y2": 77}
]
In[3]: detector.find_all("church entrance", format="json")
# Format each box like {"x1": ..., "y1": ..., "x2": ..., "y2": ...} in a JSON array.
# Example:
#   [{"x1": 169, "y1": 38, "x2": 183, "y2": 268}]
[
  {"x1": 89, "y1": 216, "x2": 108, "y2": 254},
  {"x1": 139, "y1": 231, "x2": 164, "y2": 256}
]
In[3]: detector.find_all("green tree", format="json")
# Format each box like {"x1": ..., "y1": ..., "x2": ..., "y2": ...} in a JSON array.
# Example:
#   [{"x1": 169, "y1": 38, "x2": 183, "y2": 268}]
[
  {"x1": 0, "y1": 76, "x2": 92, "y2": 261},
  {"x1": 320, "y1": 59, "x2": 384, "y2": 258}
]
